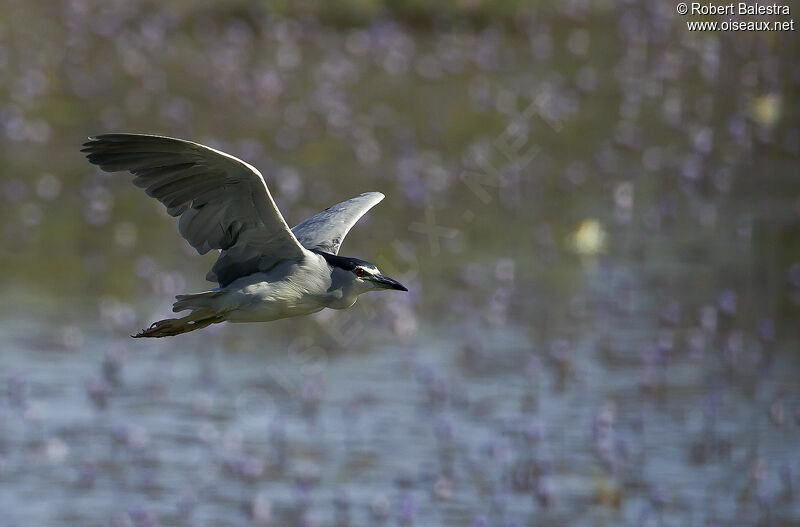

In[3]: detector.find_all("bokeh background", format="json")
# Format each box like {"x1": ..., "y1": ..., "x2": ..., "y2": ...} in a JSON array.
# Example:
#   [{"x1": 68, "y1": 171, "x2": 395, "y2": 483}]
[{"x1": 1, "y1": 1, "x2": 799, "y2": 525}]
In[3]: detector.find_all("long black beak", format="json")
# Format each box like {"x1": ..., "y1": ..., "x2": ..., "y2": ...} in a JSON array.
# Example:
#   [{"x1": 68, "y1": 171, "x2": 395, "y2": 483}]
[{"x1": 372, "y1": 274, "x2": 408, "y2": 291}]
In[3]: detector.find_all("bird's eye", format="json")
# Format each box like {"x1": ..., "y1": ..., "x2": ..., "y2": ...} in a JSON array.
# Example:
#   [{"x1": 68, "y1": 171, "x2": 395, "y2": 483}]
[{"x1": 355, "y1": 268, "x2": 365, "y2": 277}]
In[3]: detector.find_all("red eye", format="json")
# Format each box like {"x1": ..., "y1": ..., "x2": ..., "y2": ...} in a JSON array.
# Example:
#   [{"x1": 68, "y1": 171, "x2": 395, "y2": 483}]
[{"x1": 355, "y1": 268, "x2": 365, "y2": 277}]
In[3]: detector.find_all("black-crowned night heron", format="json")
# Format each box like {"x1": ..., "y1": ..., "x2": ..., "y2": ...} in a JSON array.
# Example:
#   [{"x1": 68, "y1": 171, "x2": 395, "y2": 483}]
[{"x1": 81, "y1": 134, "x2": 407, "y2": 338}]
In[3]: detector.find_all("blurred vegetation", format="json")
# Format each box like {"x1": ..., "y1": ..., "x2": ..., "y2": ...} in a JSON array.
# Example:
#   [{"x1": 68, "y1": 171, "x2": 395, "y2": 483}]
[
  {"x1": 1, "y1": 1, "x2": 800, "y2": 526},
  {"x1": 0, "y1": 0, "x2": 797, "y2": 325},
  {"x1": 201, "y1": 0, "x2": 551, "y2": 29}
]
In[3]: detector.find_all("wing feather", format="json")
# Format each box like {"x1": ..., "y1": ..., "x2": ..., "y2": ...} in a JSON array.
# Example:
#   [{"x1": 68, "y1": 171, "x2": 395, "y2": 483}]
[
  {"x1": 292, "y1": 192, "x2": 384, "y2": 254},
  {"x1": 82, "y1": 133, "x2": 307, "y2": 286}
]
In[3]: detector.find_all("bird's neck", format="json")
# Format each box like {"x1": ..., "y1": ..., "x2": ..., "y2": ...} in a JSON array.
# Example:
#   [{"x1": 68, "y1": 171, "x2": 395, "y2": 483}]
[{"x1": 325, "y1": 266, "x2": 361, "y2": 309}]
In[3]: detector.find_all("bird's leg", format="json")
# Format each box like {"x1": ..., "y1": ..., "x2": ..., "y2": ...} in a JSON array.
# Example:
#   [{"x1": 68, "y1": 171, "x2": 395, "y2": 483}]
[{"x1": 133, "y1": 312, "x2": 225, "y2": 338}]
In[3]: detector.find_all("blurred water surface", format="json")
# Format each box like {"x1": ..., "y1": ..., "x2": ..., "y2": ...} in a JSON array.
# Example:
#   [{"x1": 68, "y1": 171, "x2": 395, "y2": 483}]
[{"x1": 1, "y1": 1, "x2": 799, "y2": 526}]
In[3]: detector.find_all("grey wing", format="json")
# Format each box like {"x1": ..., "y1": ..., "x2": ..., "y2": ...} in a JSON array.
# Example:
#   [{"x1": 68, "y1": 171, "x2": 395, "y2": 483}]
[
  {"x1": 82, "y1": 133, "x2": 307, "y2": 286},
  {"x1": 292, "y1": 192, "x2": 385, "y2": 254}
]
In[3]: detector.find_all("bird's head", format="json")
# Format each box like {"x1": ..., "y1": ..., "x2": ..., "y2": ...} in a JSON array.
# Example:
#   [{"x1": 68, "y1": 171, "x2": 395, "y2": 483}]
[
  {"x1": 348, "y1": 261, "x2": 408, "y2": 293},
  {"x1": 315, "y1": 251, "x2": 407, "y2": 294}
]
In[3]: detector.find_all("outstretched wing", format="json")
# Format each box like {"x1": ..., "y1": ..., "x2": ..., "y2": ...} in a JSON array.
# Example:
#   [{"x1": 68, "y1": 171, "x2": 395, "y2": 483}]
[
  {"x1": 292, "y1": 192, "x2": 384, "y2": 254},
  {"x1": 82, "y1": 133, "x2": 306, "y2": 286}
]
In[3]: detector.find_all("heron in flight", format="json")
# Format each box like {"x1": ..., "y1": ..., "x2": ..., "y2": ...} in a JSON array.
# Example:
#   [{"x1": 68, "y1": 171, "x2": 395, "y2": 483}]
[{"x1": 81, "y1": 134, "x2": 407, "y2": 338}]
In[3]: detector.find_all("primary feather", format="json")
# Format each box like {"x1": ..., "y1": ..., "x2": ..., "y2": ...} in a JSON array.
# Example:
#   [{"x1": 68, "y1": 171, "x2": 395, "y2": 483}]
[
  {"x1": 82, "y1": 133, "x2": 306, "y2": 286},
  {"x1": 292, "y1": 192, "x2": 385, "y2": 254}
]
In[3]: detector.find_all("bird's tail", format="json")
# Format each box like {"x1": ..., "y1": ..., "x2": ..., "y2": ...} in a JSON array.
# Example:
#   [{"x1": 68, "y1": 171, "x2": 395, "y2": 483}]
[
  {"x1": 133, "y1": 290, "x2": 229, "y2": 338},
  {"x1": 172, "y1": 290, "x2": 227, "y2": 313}
]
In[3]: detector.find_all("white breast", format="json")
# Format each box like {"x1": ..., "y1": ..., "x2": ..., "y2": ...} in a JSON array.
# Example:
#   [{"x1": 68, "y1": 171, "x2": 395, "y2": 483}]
[{"x1": 220, "y1": 254, "x2": 336, "y2": 323}]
